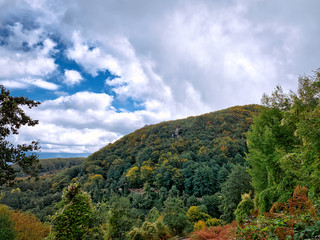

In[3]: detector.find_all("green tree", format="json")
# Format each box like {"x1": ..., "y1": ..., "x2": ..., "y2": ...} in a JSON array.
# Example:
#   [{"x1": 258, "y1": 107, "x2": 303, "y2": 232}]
[
  {"x1": 104, "y1": 195, "x2": 139, "y2": 240},
  {"x1": 0, "y1": 85, "x2": 40, "y2": 186},
  {"x1": 246, "y1": 69, "x2": 320, "y2": 211},
  {"x1": 219, "y1": 165, "x2": 253, "y2": 222},
  {"x1": 193, "y1": 164, "x2": 216, "y2": 196},
  {"x1": 186, "y1": 206, "x2": 210, "y2": 223},
  {"x1": 202, "y1": 194, "x2": 221, "y2": 218},
  {"x1": 162, "y1": 197, "x2": 190, "y2": 236},
  {"x1": 234, "y1": 192, "x2": 254, "y2": 223},
  {"x1": 49, "y1": 183, "x2": 105, "y2": 240}
]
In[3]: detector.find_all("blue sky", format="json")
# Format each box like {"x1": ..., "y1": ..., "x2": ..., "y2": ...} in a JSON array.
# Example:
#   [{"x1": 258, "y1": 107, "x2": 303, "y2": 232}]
[{"x1": 1, "y1": 0, "x2": 320, "y2": 158}]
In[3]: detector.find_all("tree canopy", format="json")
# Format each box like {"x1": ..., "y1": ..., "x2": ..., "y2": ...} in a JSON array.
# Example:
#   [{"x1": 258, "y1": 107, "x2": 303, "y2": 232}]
[
  {"x1": 246, "y1": 68, "x2": 320, "y2": 211},
  {"x1": 0, "y1": 85, "x2": 40, "y2": 186}
]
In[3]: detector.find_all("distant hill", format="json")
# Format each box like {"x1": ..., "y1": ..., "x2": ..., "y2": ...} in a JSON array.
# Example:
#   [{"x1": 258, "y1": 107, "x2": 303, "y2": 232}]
[
  {"x1": 82, "y1": 104, "x2": 262, "y2": 199},
  {"x1": 15, "y1": 157, "x2": 85, "y2": 177}
]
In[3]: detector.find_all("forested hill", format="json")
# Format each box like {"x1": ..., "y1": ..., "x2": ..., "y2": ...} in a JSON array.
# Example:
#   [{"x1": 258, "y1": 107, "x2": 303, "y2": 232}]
[
  {"x1": 83, "y1": 104, "x2": 262, "y2": 196},
  {"x1": 15, "y1": 157, "x2": 85, "y2": 177},
  {"x1": 0, "y1": 104, "x2": 261, "y2": 223}
]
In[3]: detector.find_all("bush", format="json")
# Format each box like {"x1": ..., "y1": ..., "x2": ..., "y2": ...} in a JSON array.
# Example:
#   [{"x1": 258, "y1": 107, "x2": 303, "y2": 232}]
[
  {"x1": 190, "y1": 221, "x2": 236, "y2": 240},
  {"x1": 186, "y1": 206, "x2": 210, "y2": 223},
  {"x1": 128, "y1": 216, "x2": 171, "y2": 240},
  {"x1": 205, "y1": 218, "x2": 222, "y2": 227},
  {"x1": 193, "y1": 220, "x2": 206, "y2": 231},
  {"x1": 236, "y1": 186, "x2": 320, "y2": 240}
]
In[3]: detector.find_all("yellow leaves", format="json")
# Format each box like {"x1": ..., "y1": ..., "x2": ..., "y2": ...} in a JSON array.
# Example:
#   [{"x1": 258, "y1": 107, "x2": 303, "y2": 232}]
[
  {"x1": 0, "y1": 205, "x2": 49, "y2": 240},
  {"x1": 89, "y1": 174, "x2": 104, "y2": 182},
  {"x1": 10, "y1": 188, "x2": 21, "y2": 194},
  {"x1": 193, "y1": 220, "x2": 206, "y2": 231},
  {"x1": 140, "y1": 166, "x2": 154, "y2": 182},
  {"x1": 126, "y1": 166, "x2": 140, "y2": 184},
  {"x1": 11, "y1": 211, "x2": 50, "y2": 240}
]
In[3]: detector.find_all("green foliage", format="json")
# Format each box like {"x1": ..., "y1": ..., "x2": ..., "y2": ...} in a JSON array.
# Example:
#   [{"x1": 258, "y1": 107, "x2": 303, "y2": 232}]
[
  {"x1": 205, "y1": 218, "x2": 222, "y2": 227},
  {"x1": 0, "y1": 158, "x2": 84, "y2": 221},
  {"x1": 50, "y1": 183, "x2": 105, "y2": 240},
  {"x1": 202, "y1": 194, "x2": 222, "y2": 218},
  {"x1": 0, "y1": 205, "x2": 17, "y2": 240},
  {"x1": 15, "y1": 157, "x2": 85, "y2": 177},
  {"x1": 219, "y1": 165, "x2": 253, "y2": 222},
  {"x1": 85, "y1": 104, "x2": 261, "y2": 195},
  {"x1": 234, "y1": 193, "x2": 254, "y2": 223},
  {"x1": 104, "y1": 195, "x2": 140, "y2": 240},
  {"x1": 128, "y1": 216, "x2": 171, "y2": 240},
  {"x1": 246, "y1": 68, "x2": 320, "y2": 212},
  {"x1": 186, "y1": 206, "x2": 210, "y2": 223},
  {"x1": 163, "y1": 197, "x2": 191, "y2": 235},
  {"x1": 0, "y1": 85, "x2": 40, "y2": 187}
]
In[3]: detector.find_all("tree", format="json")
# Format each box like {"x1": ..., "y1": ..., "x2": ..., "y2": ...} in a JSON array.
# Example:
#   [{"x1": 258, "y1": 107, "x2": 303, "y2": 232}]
[
  {"x1": 162, "y1": 197, "x2": 190, "y2": 235},
  {"x1": 0, "y1": 85, "x2": 40, "y2": 186},
  {"x1": 246, "y1": 68, "x2": 320, "y2": 211},
  {"x1": 219, "y1": 165, "x2": 253, "y2": 222},
  {"x1": 104, "y1": 195, "x2": 139, "y2": 240},
  {"x1": 49, "y1": 183, "x2": 105, "y2": 240},
  {"x1": 0, "y1": 205, "x2": 17, "y2": 240}
]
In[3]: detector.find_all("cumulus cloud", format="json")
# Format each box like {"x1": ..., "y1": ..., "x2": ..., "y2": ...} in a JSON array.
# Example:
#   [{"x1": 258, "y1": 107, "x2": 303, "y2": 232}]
[
  {"x1": 67, "y1": 32, "x2": 122, "y2": 77},
  {"x1": 64, "y1": 70, "x2": 83, "y2": 86},
  {"x1": 2, "y1": 0, "x2": 320, "y2": 154},
  {"x1": 0, "y1": 18, "x2": 58, "y2": 90}
]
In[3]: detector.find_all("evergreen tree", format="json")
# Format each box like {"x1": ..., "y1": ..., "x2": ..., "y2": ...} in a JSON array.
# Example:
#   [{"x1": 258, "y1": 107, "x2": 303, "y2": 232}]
[
  {"x1": 49, "y1": 183, "x2": 105, "y2": 240},
  {"x1": 219, "y1": 165, "x2": 253, "y2": 222}
]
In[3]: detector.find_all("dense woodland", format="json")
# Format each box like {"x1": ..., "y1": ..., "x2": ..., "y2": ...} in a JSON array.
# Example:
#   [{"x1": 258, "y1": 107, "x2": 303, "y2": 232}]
[{"x1": 1, "y1": 69, "x2": 320, "y2": 239}]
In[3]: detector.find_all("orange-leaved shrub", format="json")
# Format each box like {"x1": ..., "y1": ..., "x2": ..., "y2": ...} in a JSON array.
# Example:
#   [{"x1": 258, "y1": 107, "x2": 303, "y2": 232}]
[
  {"x1": 236, "y1": 186, "x2": 320, "y2": 240},
  {"x1": 190, "y1": 221, "x2": 236, "y2": 240}
]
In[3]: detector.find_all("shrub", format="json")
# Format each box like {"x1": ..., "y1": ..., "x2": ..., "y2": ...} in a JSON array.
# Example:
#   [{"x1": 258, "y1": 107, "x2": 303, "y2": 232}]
[
  {"x1": 205, "y1": 218, "x2": 222, "y2": 227},
  {"x1": 236, "y1": 186, "x2": 320, "y2": 240},
  {"x1": 187, "y1": 206, "x2": 210, "y2": 223},
  {"x1": 193, "y1": 220, "x2": 206, "y2": 231}
]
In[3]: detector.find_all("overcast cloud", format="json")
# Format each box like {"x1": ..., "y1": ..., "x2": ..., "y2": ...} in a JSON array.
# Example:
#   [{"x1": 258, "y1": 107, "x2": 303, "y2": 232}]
[{"x1": 1, "y1": 0, "x2": 320, "y2": 157}]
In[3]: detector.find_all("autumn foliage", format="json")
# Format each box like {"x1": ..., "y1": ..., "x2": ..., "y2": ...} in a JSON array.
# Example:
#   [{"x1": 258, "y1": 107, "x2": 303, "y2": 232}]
[
  {"x1": 0, "y1": 204, "x2": 49, "y2": 240},
  {"x1": 237, "y1": 186, "x2": 320, "y2": 240},
  {"x1": 11, "y1": 210, "x2": 50, "y2": 240},
  {"x1": 190, "y1": 221, "x2": 236, "y2": 240}
]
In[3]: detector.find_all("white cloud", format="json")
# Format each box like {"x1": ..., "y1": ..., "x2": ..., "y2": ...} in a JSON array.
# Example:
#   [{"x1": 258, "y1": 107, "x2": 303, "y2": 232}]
[
  {"x1": 67, "y1": 32, "x2": 121, "y2": 77},
  {"x1": 64, "y1": 70, "x2": 83, "y2": 86},
  {"x1": 0, "y1": 20, "x2": 58, "y2": 90},
  {"x1": 0, "y1": 77, "x2": 59, "y2": 90},
  {"x1": 2, "y1": 0, "x2": 320, "y2": 154}
]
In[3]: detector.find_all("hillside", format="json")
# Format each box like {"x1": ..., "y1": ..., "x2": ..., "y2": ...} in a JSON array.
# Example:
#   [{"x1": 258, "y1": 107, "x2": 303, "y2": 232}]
[
  {"x1": 15, "y1": 157, "x2": 85, "y2": 177},
  {"x1": 1, "y1": 104, "x2": 261, "y2": 222},
  {"x1": 82, "y1": 104, "x2": 261, "y2": 198}
]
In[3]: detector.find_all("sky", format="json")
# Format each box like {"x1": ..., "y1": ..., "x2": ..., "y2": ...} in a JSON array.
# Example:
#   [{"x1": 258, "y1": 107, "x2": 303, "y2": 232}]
[{"x1": 0, "y1": 0, "x2": 319, "y2": 158}]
